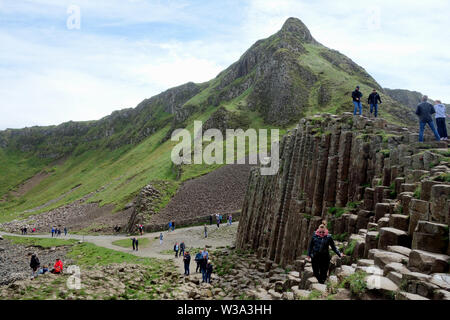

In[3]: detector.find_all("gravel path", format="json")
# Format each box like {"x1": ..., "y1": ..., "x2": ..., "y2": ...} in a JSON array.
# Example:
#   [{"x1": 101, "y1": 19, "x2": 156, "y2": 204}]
[{"x1": 0, "y1": 222, "x2": 239, "y2": 276}]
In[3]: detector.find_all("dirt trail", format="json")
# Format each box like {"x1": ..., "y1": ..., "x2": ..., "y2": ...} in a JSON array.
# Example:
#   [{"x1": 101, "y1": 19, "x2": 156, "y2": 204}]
[{"x1": 0, "y1": 222, "x2": 239, "y2": 274}]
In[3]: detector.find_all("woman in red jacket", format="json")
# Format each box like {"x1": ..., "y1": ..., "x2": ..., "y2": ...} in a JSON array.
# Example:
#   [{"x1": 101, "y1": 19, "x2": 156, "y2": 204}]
[{"x1": 51, "y1": 258, "x2": 64, "y2": 274}]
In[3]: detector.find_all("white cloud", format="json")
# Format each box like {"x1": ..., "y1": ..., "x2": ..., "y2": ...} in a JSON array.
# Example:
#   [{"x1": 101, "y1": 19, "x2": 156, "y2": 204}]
[{"x1": 0, "y1": 0, "x2": 449, "y2": 130}]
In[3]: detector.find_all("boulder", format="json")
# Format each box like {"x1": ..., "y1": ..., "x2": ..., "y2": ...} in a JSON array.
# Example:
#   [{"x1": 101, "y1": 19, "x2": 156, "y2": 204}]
[
  {"x1": 407, "y1": 249, "x2": 450, "y2": 274},
  {"x1": 396, "y1": 291, "x2": 429, "y2": 300},
  {"x1": 386, "y1": 271, "x2": 403, "y2": 286},
  {"x1": 291, "y1": 286, "x2": 311, "y2": 299},
  {"x1": 268, "y1": 289, "x2": 282, "y2": 300},
  {"x1": 430, "y1": 273, "x2": 450, "y2": 291},
  {"x1": 378, "y1": 227, "x2": 410, "y2": 250},
  {"x1": 383, "y1": 262, "x2": 410, "y2": 276},
  {"x1": 373, "y1": 250, "x2": 408, "y2": 268},
  {"x1": 364, "y1": 231, "x2": 379, "y2": 258},
  {"x1": 365, "y1": 275, "x2": 399, "y2": 295},
  {"x1": 375, "y1": 203, "x2": 391, "y2": 222},
  {"x1": 357, "y1": 259, "x2": 375, "y2": 267},
  {"x1": 387, "y1": 245, "x2": 411, "y2": 257},
  {"x1": 433, "y1": 289, "x2": 450, "y2": 300},
  {"x1": 311, "y1": 283, "x2": 327, "y2": 293},
  {"x1": 377, "y1": 217, "x2": 390, "y2": 229},
  {"x1": 430, "y1": 184, "x2": 450, "y2": 223}
]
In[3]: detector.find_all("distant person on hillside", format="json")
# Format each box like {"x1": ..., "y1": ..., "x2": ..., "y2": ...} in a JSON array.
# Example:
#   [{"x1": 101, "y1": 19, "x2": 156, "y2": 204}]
[
  {"x1": 201, "y1": 255, "x2": 208, "y2": 283},
  {"x1": 228, "y1": 215, "x2": 232, "y2": 226},
  {"x1": 195, "y1": 251, "x2": 203, "y2": 273},
  {"x1": 64, "y1": 227, "x2": 67, "y2": 236},
  {"x1": 135, "y1": 238, "x2": 139, "y2": 251},
  {"x1": 209, "y1": 214, "x2": 213, "y2": 225},
  {"x1": 352, "y1": 86, "x2": 363, "y2": 115},
  {"x1": 306, "y1": 224, "x2": 344, "y2": 284},
  {"x1": 204, "y1": 224, "x2": 208, "y2": 238},
  {"x1": 416, "y1": 95, "x2": 441, "y2": 142},
  {"x1": 132, "y1": 237, "x2": 136, "y2": 250},
  {"x1": 30, "y1": 253, "x2": 40, "y2": 279},
  {"x1": 168, "y1": 221, "x2": 172, "y2": 232},
  {"x1": 368, "y1": 89, "x2": 382, "y2": 118},
  {"x1": 434, "y1": 100, "x2": 448, "y2": 140},
  {"x1": 51, "y1": 227, "x2": 55, "y2": 237},
  {"x1": 174, "y1": 242, "x2": 179, "y2": 258},
  {"x1": 180, "y1": 241, "x2": 185, "y2": 257},
  {"x1": 172, "y1": 221, "x2": 175, "y2": 231},
  {"x1": 159, "y1": 233, "x2": 163, "y2": 245},
  {"x1": 24, "y1": 227, "x2": 27, "y2": 235},
  {"x1": 183, "y1": 251, "x2": 191, "y2": 276},
  {"x1": 51, "y1": 258, "x2": 63, "y2": 274},
  {"x1": 205, "y1": 260, "x2": 213, "y2": 284}
]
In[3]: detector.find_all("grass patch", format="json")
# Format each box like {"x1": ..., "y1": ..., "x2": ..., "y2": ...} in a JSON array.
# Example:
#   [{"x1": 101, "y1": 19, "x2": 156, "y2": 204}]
[
  {"x1": 112, "y1": 237, "x2": 151, "y2": 249},
  {"x1": 339, "y1": 270, "x2": 367, "y2": 298}
]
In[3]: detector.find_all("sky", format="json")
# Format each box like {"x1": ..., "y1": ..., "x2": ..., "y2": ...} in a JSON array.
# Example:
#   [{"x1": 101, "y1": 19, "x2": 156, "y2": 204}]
[{"x1": 0, "y1": 0, "x2": 449, "y2": 130}]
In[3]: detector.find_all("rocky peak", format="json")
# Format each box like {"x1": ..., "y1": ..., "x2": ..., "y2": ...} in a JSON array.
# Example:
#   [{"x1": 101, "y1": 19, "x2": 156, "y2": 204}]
[{"x1": 279, "y1": 17, "x2": 317, "y2": 44}]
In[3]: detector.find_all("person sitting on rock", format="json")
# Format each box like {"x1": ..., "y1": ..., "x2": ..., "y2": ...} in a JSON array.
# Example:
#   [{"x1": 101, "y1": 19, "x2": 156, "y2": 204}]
[
  {"x1": 30, "y1": 253, "x2": 40, "y2": 279},
  {"x1": 38, "y1": 265, "x2": 49, "y2": 275},
  {"x1": 306, "y1": 224, "x2": 344, "y2": 284},
  {"x1": 51, "y1": 258, "x2": 63, "y2": 274}
]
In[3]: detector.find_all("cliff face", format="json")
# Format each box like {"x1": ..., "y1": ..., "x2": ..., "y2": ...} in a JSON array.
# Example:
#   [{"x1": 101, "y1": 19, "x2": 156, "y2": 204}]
[{"x1": 236, "y1": 113, "x2": 450, "y2": 272}]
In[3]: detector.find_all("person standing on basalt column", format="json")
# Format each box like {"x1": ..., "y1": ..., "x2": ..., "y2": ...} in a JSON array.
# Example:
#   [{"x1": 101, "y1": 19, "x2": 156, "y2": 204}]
[
  {"x1": 368, "y1": 89, "x2": 382, "y2": 118},
  {"x1": 306, "y1": 224, "x2": 344, "y2": 284},
  {"x1": 416, "y1": 95, "x2": 440, "y2": 142},
  {"x1": 434, "y1": 100, "x2": 448, "y2": 140},
  {"x1": 352, "y1": 86, "x2": 363, "y2": 115}
]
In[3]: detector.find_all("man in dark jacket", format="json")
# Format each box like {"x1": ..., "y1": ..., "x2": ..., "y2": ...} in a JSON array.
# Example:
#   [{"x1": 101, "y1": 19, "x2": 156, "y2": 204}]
[
  {"x1": 352, "y1": 86, "x2": 363, "y2": 115},
  {"x1": 306, "y1": 225, "x2": 343, "y2": 284},
  {"x1": 416, "y1": 96, "x2": 440, "y2": 142},
  {"x1": 205, "y1": 260, "x2": 213, "y2": 283},
  {"x1": 131, "y1": 237, "x2": 136, "y2": 251},
  {"x1": 368, "y1": 89, "x2": 382, "y2": 118},
  {"x1": 30, "y1": 253, "x2": 40, "y2": 279},
  {"x1": 183, "y1": 251, "x2": 191, "y2": 275},
  {"x1": 195, "y1": 252, "x2": 203, "y2": 273}
]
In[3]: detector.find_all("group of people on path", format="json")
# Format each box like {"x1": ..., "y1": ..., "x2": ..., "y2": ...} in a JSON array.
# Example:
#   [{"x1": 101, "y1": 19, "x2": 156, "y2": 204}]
[
  {"x1": 352, "y1": 86, "x2": 448, "y2": 142},
  {"x1": 194, "y1": 247, "x2": 213, "y2": 283},
  {"x1": 51, "y1": 226, "x2": 67, "y2": 237},
  {"x1": 30, "y1": 253, "x2": 64, "y2": 279},
  {"x1": 173, "y1": 241, "x2": 186, "y2": 258},
  {"x1": 210, "y1": 213, "x2": 233, "y2": 228}
]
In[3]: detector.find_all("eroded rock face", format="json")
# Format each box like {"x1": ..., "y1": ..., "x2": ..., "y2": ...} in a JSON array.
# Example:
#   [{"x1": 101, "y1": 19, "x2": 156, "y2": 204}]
[{"x1": 236, "y1": 113, "x2": 449, "y2": 280}]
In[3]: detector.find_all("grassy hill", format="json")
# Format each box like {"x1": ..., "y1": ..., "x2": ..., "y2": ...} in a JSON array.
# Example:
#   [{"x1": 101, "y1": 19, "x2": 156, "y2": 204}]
[{"x1": 0, "y1": 17, "x2": 417, "y2": 225}]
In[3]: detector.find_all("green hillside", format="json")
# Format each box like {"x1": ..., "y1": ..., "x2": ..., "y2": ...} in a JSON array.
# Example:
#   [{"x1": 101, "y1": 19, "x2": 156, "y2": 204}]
[{"x1": 0, "y1": 17, "x2": 416, "y2": 225}]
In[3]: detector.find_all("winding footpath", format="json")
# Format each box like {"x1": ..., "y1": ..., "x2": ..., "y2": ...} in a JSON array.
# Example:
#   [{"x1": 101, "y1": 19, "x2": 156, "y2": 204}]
[{"x1": 0, "y1": 223, "x2": 239, "y2": 274}]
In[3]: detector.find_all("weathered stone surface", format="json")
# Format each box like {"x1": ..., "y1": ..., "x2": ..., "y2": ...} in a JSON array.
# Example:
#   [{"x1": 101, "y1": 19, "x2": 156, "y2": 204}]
[
  {"x1": 365, "y1": 275, "x2": 399, "y2": 294},
  {"x1": 430, "y1": 184, "x2": 450, "y2": 224},
  {"x1": 430, "y1": 273, "x2": 450, "y2": 291},
  {"x1": 377, "y1": 217, "x2": 390, "y2": 229},
  {"x1": 412, "y1": 221, "x2": 449, "y2": 254},
  {"x1": 357, "y1": 259, "x2": 375, "y2": 267},
  {"x1": 386, "y1": 271, "x2": 403, "y2": 286},
  {"x1": 387, "y1": 245, "x2": 411, "y2": 257},
  {"x1": 375, "y1": 203, "x2": 391, "y2": 222},
  {"x1": 408, "y1": 199, "x2": 429, "y2": 236},
  {"x1": 373, "y1": 250, "x2": 408, "y2": 268},
  {"x1": 407, "y1": 249, "x2": 450, "y2": 274},
  {"x1": 396, "y1": 291, "x2": 429, "y2": 300},
  {"x1": 310, "y1": 283, "x2": 327, "y2": 293},
  {"x1": 383, "y1": 262, "x2": 410, "y2": 276},
  {"x1": 389, "y1": 214, "x2": 409, "y2": 231},
  {"x1": 378, "y1": 227, "x2": 410, "y2": 250}
]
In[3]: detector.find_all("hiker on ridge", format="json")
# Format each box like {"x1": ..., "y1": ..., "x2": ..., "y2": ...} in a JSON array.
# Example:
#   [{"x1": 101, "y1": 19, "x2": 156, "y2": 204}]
[
  {"x1": 434, "y1": 100, "x2": 448, "y2": 140},
  {"x1": 415, "y1": 95, "x2": 440, "y2": 142},
  {"x1": 306, "y1": 224, "x2": 344, "y2": 284},
  {"x1": 368, "y1": 89, "x2": 382, "y2": 118},
  {"x1": 352, "y1": 86, "x2": 363, "y2": 115}
]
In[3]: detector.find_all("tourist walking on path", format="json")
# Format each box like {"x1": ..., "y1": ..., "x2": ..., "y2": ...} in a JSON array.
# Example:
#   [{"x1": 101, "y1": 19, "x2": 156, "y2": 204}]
[
  {"x1": 204, "y1": 224, "x2": 208, "y2": 238},
  {"x1": 135, "y1": 238, "x2": 139, "y2": 251},
  {"x1": 306, "y1": 224, "x2": 344, "y2": 284},
  {"x1": 174, "y1": 242, "x2": 179, "y2": 258},
  {"x1": 209, "y1": 214, "x2": 213, "y2": 225},
  {"x1": 30, "y1": 253, "x2": 40, "y2": 279},
  {"x1": 180, "y1": 241, "x2": 185, "y2": 257},
  {"x1": 159, "y1": 233, "x2": 163, "y2": 245},
  {"x1": 51, "y1": 227, "x2": 55, "y2": 237},
  {"x1": 172, "y1": 221, "x2": 175, "y2": 231},
  {"x1": 205, "y1": 260, "x2": 213, "y2": 283},
  {"x1": 434, "y1": 100, "x2": 448, "y2": 140},
  {"x1": 352, "y1": 86, "x2": 363, "y2": 115},
  {"x1": 228, "y1": 215, "x2": 232, "y2": 226},
  {"x1": 183, "y1": 251, "x2": 191, "y2": 276},
  {"x1": 416, "y1": 95, "x2": 441, "y2": 142},
  {"x1": 195, "y1": 251, "x2": 202, "y2": 273},
  {"x1": 201, "y1": 255, "x2": 208, "y2": 283},
  {"x1": 132, "y1": 237, "x2": 136, "y2": 251},
  {"x1": 368, "y1": 89, "x2": 382, "y2": 118},
  {"x1": 64, "y1": 227, "x2": 67, "y2": 236},
  {"x1": 168, "y1": 221, "x2": 172, "y2": 232}
]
